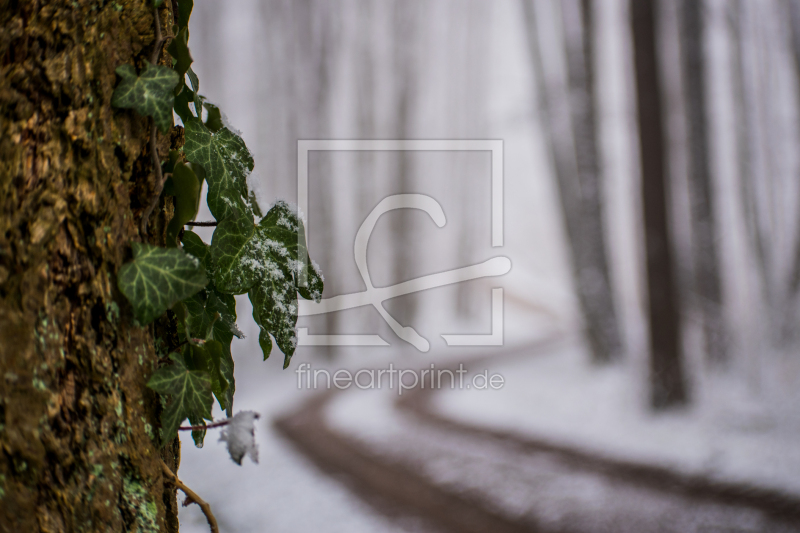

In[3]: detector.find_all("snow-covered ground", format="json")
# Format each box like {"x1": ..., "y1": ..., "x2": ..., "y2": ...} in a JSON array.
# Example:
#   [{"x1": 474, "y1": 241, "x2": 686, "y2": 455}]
[
  {"x1": 433, "y1": 334, "x2": 800, "y2": 497},
  {"x1": 324, "y1": 357, "x2": 798, "y2": 533}
]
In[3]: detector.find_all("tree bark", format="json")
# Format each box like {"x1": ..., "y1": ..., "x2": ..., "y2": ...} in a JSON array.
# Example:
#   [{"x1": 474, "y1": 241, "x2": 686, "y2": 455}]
[
  {"x1": 521, "y1": 0, "x2": 622, "y2": 363},
  {"x1": 0, "y1": 2, "x2": 180, "y2": 531},
  {"x1": 680, "y1": 0, "x2": 727, "y2": 365},
  {"x1": 631, "y1": 0, "x2": 689, "y2": 408}
]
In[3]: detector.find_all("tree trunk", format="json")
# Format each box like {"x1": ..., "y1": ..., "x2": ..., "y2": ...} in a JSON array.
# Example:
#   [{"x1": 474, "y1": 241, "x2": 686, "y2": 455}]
[
  {"x1": 631, "y1": 0, "x2": 689, "y2": 408},
  {"x1": 562, "y1": 0, "x2": 623, "y2": 363},
  {"x1": 0, "y1": 2, "x2": 180, "y2": 531},
  {"x1": 521, "y1": 0, "x2": 622, "y2": 363},
  {"x1": 680, "y1": 0, "x2": 727, "y2": 365}
]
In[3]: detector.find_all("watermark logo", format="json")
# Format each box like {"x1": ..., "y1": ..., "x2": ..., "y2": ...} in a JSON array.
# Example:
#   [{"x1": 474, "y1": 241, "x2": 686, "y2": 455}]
[
  {"x1": 295, "y1": 363, "x2": 506, "y2": 395},
  {"x1": 296, "y1": 140, "x2": 509, "y2": 351}
]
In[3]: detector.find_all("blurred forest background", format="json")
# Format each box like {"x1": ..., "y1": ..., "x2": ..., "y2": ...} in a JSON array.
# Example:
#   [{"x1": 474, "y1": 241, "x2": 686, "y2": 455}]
[
  {"x1": 178, "y1": 0, "x2": 800, "y2": 530},
  {"x1": 189, "y1": 0, "x2": 800, "y2": 410}
]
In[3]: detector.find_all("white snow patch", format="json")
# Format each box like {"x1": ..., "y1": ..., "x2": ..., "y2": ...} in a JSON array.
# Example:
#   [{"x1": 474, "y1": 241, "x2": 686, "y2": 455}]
[{"x1": 219, "y1": 411, "x2": 261, "y2": 465}]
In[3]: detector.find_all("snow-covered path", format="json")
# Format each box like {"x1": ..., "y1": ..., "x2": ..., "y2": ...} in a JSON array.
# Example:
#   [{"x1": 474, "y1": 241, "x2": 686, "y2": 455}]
[{"x1": 279, "y1": 339, "x2": 800, "y2": 533}]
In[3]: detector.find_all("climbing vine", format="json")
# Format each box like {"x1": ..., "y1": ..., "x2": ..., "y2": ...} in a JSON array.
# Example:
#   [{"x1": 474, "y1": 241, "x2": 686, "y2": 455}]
[{"x1": 111, "y1": 0, "x2": 323, "y2": 457}]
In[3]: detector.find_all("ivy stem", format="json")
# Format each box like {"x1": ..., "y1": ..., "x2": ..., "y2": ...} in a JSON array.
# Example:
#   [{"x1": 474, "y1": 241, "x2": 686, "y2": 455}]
[
  {"x1": 141, "y1": 5, "x2": 168, "y2": 237},
  {"x1": 161, "y1": 459, "x2": 219, "y2": 533},
  {"x1": 149, "y1": 5, "x2": 165, "y2": 65},
  {"x1": 185, "y1": 221, "x2": 218, "y2": 227},
  {"x1": 178, "y1": 419, "x2": 231, "y2": 431}
]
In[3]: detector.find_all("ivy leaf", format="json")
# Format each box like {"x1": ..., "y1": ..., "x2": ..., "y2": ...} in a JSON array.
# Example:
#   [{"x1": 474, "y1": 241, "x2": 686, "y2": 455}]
[
  {"x1": 249, "y1": 278, "x2": 297, "y2": 368},
  {"x1": 208, "y1": 201, "x2": 323, "y2": 365},
  {"x1": 117, "y1": 243, "x2": 207, "y2": 325},
  {"x1": 181, "y1": 230, "x2": 212, "y2": 270},
  {"x1": 210, "y1": 202, "x2": 301, "y2": 295},
  {"x1": 184, "y1": 340, "x2": 229, "y2": 417},
  {"x1": 176, "y1": 0, "x2": 193, "y2": 30},
  {"x1": 183, "y1": 118, "x2": 258, "y2": 221},
  {"x1": 181, "y1": 287, "x2": 242, "y2": 343},
  {"x1": 167, "y1": 26, "x2": 193, "y2": 79},
  {"x1": 202, "y1": 101, "x2": 224, "y2": 133},
  {"x1": 147, "y1": 353, "x2": 212, "y2": 444},
  {"x1": 189, "y1": 413, "x2": 206, "y2": 448},
  {"x1": 111, "y1": 63, "x2": 179, "y2": 133},
  {"x1": 173, "y1": 84, "x2": 194, "y2": 123},
  {"x1": 209, "y1": 214, "x2": 257, "y2": 293},
  {"x1": 166, "y1": 162, "x2": 204, "y2": 247}
]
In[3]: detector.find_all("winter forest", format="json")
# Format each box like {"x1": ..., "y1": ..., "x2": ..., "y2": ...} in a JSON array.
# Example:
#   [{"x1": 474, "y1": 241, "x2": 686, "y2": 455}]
[
  {"x1": 3, "y1": 0, "x2": 800, "y2": 532},
  {"x1": 165, "y1": 0, "x2": 800, "y2": 531}
]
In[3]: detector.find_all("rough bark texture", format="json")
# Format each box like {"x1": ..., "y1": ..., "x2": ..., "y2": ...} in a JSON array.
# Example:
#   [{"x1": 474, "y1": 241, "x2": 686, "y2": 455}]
[
  {"x1": 680, "y1": 0, "x2": 727, "y2": 365},
  {"x1": 0, "y1": 1, "x2": 180, "y2": 531},
  {"x1": 631, "y1": 0, "x2": 689, "y2": 408},
  {"x1": 521, "y1": 0, "x2": 622, "y2": 364}
]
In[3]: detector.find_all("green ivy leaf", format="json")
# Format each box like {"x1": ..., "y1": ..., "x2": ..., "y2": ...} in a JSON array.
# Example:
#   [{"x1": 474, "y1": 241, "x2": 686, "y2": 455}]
[
  {"x1": 147, "y1": 353, "x2": 212, "y2": 444},
  {"x1": 166, "y1": 162, "x2": 204, "y2": 247},
  {"x1": 184, "y1": 340, "x2": 229, "y2": 414},
  {"x1": 111, "y1": 63, "x2": 179, "y2": 133},
  {"x1": 181, "y1": 230, "x2": 212, "y2": 270},
  {"x1": 167, "y1": 26, "x2": 193, "y2": 79},
  {"x1": 249, "y1": 277, "x2": 297, "y2": 368},
  {"x1": 183, "y1": 118, "x2": 258, "y2": 221},
  {"x1": 209, "y1": 202, "x2": 323, "y2": 365},
  {"x1": 117, "y1": 242, "x2": 207, "y2": 325},
  {"x1": 180, "y1": 231, "x2": 240, "y2": 415},
  {"x1": 202, "y1": 101, "x2": 224, "y2": 133},
  {"x1": 209, "y1": 214, "x2": 257, "y2": 293},
  {"x1": 176, "y1": 0, "x2": 193, "y2": 30}
]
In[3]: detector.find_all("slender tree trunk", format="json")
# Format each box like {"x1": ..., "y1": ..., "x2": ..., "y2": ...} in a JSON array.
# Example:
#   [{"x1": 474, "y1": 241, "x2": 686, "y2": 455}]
[
  {"x1": 680, "y1": 0, "x2": 727, "y2": 365},
  {"x1": 631, "y1": 0, "x2": 689, "y2": 408},
  {"x1": 521, "y1": 0, "x2": 622, "y2": 363},
  {"x1": 390, "y1": 0, "x2": 418, "y2": 325},
  {"x1": 0, "y1": 3, "x2": 180, "y2": 531},
  {"x1": 563, "y1": 0, "x2": 623, "y2": 363},
  {"x1": 784, "y1": 0, "x2": 800, "y2": 342}
]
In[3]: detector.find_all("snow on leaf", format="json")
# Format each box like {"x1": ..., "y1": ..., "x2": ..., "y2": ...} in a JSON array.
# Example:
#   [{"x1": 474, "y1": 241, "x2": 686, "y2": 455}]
[
  {"x1": 208, "y1": 202, "x2": 323, "y2": 365},
  {"x1": 183, "y1": 118, "x2": 257, "y2": 221},
  {"x1": 219, "y1": 411, "x2": 260, "y2": 465},
  {"x1": 111, "y1": 62, "x2": 179, "y2": 133},
  {"x1": 146, "y1": 354, "x2": 213, "y2": 444},
  {"x1": 249, "y1": 275, "x2": 298, "y2": 367},
  {"x1": 117, "y1": 243, "x2": 207, "y2": 325}
]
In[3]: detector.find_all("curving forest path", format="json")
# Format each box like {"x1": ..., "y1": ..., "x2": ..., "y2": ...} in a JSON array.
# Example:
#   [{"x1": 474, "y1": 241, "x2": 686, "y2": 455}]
[{"x1": 274, "y1": 339, "x2": 800, "y2": 533}]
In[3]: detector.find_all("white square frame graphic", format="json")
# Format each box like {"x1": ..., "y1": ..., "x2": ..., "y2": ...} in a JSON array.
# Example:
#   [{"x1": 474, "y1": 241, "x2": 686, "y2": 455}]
[{"x1": 296, "y1": 139, "x2": 505, "y2": 348}]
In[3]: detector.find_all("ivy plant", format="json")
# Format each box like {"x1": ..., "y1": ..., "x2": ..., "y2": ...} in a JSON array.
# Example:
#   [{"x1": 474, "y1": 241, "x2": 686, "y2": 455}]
[{"x1": 112, "y1": 0, "x2": 323, "y2": 448}]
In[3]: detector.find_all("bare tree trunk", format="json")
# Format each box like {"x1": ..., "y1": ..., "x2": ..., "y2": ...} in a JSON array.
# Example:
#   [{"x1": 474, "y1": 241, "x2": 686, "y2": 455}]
[
  {"x1": 680, "y1": 0, "x2": 727, "y2": 365},
  {"x1": 784, "y1": 0, "x2": 800, "y2": 335},
  {"x1": 0, "y1": 3, "x2": 180, "y2": 531},
  {"x1": 389, "y1": 0, "x2": 419, "y2": 325},
  {"x1": 631, "y1": 0, "x2": 689, "y2": 408},
  {"x1": 521, "y1": 0, "x2": 622, "y2": 363}
]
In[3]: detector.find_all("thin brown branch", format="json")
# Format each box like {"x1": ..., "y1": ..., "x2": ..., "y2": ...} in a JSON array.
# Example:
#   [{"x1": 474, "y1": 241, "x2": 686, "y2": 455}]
[
  {"x1": 185, "y1": 221, "x2": 218, "y2": 227},
  {"x1": 161, "y1": 459, "x2": 219, "y2": 533},
  {"x1": 178, "y1": 419, "x2": 231, "y2": 431}
]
